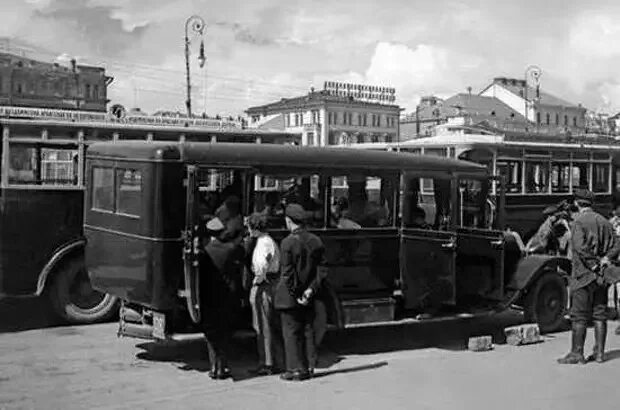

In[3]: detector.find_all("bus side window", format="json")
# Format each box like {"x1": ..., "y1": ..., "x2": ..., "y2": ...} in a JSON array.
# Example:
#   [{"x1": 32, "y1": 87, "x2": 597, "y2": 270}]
[
  {"x1": 458, "y1": 178, "x2": 489, "y2": 229},
  {"x1": 8, "y1": 145, "x2": 37, "y2": 184},
  {"x1": 330, "y1": 174, "x2": 392, "y2": 228}
]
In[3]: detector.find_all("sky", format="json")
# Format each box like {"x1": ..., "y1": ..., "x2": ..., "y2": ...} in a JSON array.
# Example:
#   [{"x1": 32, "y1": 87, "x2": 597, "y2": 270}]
[{"x1": 2, "y1": 0, "x2": 620, "y2": 116}]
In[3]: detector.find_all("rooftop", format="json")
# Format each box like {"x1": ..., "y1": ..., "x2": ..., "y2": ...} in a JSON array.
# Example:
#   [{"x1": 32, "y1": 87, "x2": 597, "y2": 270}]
[{"x1": 246, "y1": 90, "x2": 400, "y2": 114}]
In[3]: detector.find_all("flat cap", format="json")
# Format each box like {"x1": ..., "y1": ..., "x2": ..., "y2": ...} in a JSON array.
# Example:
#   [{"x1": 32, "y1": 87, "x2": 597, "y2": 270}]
[
  {"x1": 206, "y1": 217, "x2": 225, "y2": 232},
  {"x1": 285, "y1": 203, "x2": 307, "y2": 223},
  {"x1": 574, "y1": 188, "x2": 594, "y2": 203},
  {"x1": 542, "y1": 204, "x2": 559, "y2": 216}
]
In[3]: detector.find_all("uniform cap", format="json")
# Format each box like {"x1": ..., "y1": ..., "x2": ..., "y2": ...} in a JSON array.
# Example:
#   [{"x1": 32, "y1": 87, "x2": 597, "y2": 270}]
[
  {"x1": 574, "y1": 188, "x2": 594, "y2": 203},
  {"x1": 285, "y1": 203, "x2": 307, "y2": 223},
  {"x1": 206, "y1": 217, "x2": 225, "y2": 232}
]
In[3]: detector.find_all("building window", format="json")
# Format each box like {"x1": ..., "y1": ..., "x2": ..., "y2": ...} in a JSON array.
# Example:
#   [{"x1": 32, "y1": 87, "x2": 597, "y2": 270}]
[
  {"x1": 347, "y1": 112, "x2": 352, "y2": 125},
  {"x1": 93, "y1": 85, "x2": 99, "y2": 100},
  {"x1": 573, "y1": 117, "x2": 577, "y2": 127},
  {"x1": 564, "y1": 115, "x2": 568, "y2": 126},
  {"x1": 377, "y1": 115, "x2": 381, "y2": 127},
  {"x1": 362, "y1": 114, "x2": 367, "y2": 127},
  {"x1": 85, "y1": 84, "x2": 91, "y2": 99},
  {"x1": 536, "y1": 112, "x2": 541, "y2": 125},
  {"x1": 556, "y1": 113, "x2": 559, "y2": 125},
  {"x1": 16, "y1": 83, "x2": 23, "y2": 94},
  {"x1": 357, "y1": 114, "x2": 362, "y2": 126},
  {"x1": 546, "y1": 113, "x2": 550, "y2": 125}
]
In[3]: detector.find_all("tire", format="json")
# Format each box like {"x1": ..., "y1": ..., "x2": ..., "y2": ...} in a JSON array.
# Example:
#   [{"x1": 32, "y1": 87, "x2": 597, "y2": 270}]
[
  {"x1": 524, "y1": 272, "x2": 568, "y2": 333},
  {"x1": 48, "y1": 256, "x2": 119, "y2": 324}
]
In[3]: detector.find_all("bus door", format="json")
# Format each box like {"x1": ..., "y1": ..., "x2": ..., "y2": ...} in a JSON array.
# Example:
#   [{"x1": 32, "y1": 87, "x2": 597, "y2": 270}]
[
  {"x1": 454, "y1": 176, "x2": 505, "y2": 302},
  {"x1": 182, "y1": 165, "x2": 202, "y2": 324},
  {"x1": 400, "y1": 174, "x2": 457, "y2": 310}
]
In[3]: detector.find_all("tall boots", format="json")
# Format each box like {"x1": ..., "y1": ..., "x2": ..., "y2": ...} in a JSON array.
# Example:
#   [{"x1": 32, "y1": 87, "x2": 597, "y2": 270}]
[
  {"x1": 586, "y1": 321, "x2": 607, "y2": 363},
  {"x1": 557, "y1": 322, "x2": 587, "y2": 364}
]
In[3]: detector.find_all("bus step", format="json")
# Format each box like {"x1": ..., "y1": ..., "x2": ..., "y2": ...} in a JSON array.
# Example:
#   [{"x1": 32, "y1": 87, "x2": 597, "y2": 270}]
[{"x1": 341, "y1": 297, "x2": 396, "y2": 326}]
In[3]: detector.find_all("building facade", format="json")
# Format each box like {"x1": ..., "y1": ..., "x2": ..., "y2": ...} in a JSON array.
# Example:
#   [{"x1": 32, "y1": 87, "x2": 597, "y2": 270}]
[
  {"x1": 0, "y1": 52, "x2": 113, "y2": 112},
  {"x1": 246, "y1": 84, "x2": 401, "y2": 146},
  {"x1": 479, "y1": 77, "x2": 586, "y2": 132}
]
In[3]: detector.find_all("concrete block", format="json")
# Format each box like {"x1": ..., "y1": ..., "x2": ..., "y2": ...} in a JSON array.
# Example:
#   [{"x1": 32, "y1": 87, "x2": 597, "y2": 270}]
[
  {"x1": 468, "y1": 336, "x2": 494, "y2": 352},
  {"x1": 504, "y1": 323, "x2": 543, "y2": 346}
]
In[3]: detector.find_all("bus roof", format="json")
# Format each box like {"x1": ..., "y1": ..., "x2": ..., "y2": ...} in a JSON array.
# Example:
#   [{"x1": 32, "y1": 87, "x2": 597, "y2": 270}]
[
  {"x1": 86, "y1": 141, "x2": 487, "y2": 174},
  {"x1": 353, "y1": 132, "x2": 620, "y2": 152}
]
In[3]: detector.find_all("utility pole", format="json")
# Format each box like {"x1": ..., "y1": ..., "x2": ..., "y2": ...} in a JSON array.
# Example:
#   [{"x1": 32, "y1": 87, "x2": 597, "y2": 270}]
[{"x1": 184, "y1": 15, "x2": 206, "y2": 118}]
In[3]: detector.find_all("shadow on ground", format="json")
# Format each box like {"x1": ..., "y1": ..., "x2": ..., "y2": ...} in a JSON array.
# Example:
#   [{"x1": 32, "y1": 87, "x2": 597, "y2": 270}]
[
  {"x1": 134, "y1": 310, "x2": 529, "y2": 380},
  {"x1": 0, "y1": 297, "x2": 62, "y2": 333}
]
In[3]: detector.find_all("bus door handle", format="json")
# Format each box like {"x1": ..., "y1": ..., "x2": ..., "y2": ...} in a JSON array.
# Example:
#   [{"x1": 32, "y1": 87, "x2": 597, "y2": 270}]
[
  {"x1": 441, "y1": 239, "x2": 456, "y2": 250},
  {"x1": 490, "y1": 239, "x2": 504, "y2": 249}
]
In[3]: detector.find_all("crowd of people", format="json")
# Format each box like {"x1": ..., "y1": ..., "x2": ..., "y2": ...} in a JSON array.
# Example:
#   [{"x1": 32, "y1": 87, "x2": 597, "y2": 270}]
[{"x1": 197, "y1": 190, "x2": 328, "y2": 382}]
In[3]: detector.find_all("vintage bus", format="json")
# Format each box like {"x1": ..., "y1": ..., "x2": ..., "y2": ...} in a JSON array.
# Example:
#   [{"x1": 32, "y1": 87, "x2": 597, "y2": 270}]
[
  {"x1": 0, "y1": 107, "x2": 297, "y2": 324},
  {"x1": 353, "y1": 123, "x2": 620, "y2": 240},
  {"x1": 84, "y1": 141, "x2": 571, "y2": 345}
]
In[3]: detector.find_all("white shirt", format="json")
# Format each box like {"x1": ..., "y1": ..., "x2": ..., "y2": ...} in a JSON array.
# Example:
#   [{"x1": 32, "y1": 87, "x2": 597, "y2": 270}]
[{"x1": 252, "y1": 233, "x2": 280, "y2": 285}]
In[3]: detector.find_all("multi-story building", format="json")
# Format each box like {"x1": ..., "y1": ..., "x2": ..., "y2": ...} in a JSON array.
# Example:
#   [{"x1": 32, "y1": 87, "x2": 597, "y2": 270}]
[
  {"x1": 479, "y1": 77, "x2": 586, "y2": 132},
  {"x1": 0, "y1": 52, "x2": 113, "y2": 112},
  {"x1": 245, "y1": 82, "x2": 401, "y2": 146},
  {"x1": 402, "y1": 76, "x2": 587, "y2": 139}
]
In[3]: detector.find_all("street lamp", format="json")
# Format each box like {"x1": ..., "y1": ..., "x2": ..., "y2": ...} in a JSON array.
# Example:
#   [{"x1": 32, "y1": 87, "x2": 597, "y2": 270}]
[
  {"x1": 184, "y1": 15, "x2": 206, "y2": 118},
  {"x1": 524, "y1": 65, "x2": 542, "y2": 125}
]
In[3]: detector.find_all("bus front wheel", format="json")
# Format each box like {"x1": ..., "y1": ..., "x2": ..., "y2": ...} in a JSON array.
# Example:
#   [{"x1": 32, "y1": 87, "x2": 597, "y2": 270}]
[
  {"x1": 524, "y1": 272, "x2": 568, "y2": 334},
  {"x1": 48, "y1": 256, "x2": 119, "y2": 324}
]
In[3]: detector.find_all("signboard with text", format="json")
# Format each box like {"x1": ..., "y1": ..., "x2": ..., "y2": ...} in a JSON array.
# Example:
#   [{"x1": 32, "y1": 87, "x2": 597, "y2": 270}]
[{"x1": 323, "y1": 81, "x2": 396, "y2": 104}]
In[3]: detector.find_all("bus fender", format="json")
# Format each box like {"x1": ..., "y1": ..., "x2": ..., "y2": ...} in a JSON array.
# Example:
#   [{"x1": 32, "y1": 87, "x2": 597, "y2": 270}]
[
  {"x1": 35, "y1": 239, "x2": 85, "y2": 296},
  {"x1": 322, "y1": 281, "x2": 345, "y2": 330},
  {"x1": 507, "y1": 254, "x2": 571, "y2": 293}
]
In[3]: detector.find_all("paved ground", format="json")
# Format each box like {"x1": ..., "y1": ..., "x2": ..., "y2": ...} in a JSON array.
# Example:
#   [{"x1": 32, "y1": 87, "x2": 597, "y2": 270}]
[{"x1": 1, "y1": 298, "x2": 620, "y2": 410}]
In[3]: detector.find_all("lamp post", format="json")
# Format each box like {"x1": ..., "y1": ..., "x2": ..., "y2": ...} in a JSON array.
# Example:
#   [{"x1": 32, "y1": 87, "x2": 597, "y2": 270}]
[
  {"x1": 184, "y1": 15, "x2": 206, "y2": 118},
  {"x1": 524, "y1": 65, "x2": 542, "y2": 125}
]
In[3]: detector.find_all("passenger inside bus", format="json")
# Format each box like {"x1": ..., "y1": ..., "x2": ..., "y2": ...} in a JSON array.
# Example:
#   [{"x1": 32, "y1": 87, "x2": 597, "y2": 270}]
[
  {"x1": 257, "y1": 191, "x2": 286, "y2": 229},
  {"x1": 410, "y1": 207, "x2": 431, "y2": 229},
  {"x1": 331, "y1": 197, "x2": 361, "y2": 229}
]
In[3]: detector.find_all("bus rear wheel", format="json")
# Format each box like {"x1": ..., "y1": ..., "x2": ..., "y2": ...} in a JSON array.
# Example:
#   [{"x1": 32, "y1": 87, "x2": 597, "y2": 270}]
[
  {"x1": 524, "y1": 272, "x2": 568, "y2": 334},
  {"x1": 49, "y1": 256, "x2": 119, "y2": 324}
]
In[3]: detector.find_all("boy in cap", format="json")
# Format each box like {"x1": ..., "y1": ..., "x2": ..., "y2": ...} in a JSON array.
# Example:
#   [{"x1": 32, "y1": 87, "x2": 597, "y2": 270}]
[
  {"x1": 247, "y1": 212, "x2": 284, "y2": 375},
  {"x1": 200, "y1": 216, "x2": 245, "y2": 379},
  {"x1": 558, "y1": 189, "x2": 620, "y2": 364},
  {"x1": 274, "y1": 203, "x2": 328, "y2": 381}
]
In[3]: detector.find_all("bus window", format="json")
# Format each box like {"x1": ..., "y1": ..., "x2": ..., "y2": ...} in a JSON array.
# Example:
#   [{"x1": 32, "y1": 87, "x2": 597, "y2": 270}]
[
  {"x1": 571, "y1": 163, "x2": 589, "y2": 190},
  {"x1": 195, "y1": 168, "x2": 244, "y2": 222},
  {"x1": 497, "y1": 160, "x2": 522, "y2": 194},
  {"x1": 9, "y1": 145, "x2": 78, "y2": 186},
  {"x1": 458, "y1": 178, "x2": 489, "y2": 229},
  {"x1": 41, "y1": 148, "x2": 78, "y2": 185},
  {"x1": 551, "y1": 163, "x2": 570, "y2": 193},
  {"x1": 251, "y1": 172, "x2": 324, "y2": 228},
  {"x1": 330, "y1": 174, "x2": 392, "y2": 228},
  {"x1": 593, "y1": 163, "x2": 610, "y2": 193},
  {"x1": 9, "y1": 145, "x2": 37, "y2": 184},
  {"x1": 525, "y1": 161, "x2": 549, "y2": 193},
  {"x1": 116, "y1": 169, "x2": 142, "y2": 216},
  {"x1": 92, "y1": 167, "x2": 115, "y2": 211},
  {"x1": 403, "y1": 176, "x2": 451, "y2": 230}
]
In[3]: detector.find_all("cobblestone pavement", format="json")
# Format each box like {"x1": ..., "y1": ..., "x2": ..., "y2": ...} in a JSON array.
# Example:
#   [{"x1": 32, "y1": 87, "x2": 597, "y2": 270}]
[{"x1": 1, "y1": 298, "x2": 620, "y2": 410}]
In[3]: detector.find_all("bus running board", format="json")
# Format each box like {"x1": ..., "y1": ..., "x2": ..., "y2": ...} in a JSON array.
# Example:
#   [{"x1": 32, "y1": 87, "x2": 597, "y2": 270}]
[{"x1": 341, "y1": 297, "x2": 396, "y2": 326}]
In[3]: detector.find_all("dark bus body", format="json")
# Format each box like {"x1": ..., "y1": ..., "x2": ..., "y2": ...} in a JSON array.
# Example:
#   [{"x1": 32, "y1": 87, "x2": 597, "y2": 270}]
[
  {"x1": 85, "y1": 141, "x2": 570, "y2": 341},
  {"x1": 354, "y1": 124, "x2": 620, "y2": 241},
  {"x1": 0, "y1": 113, "x2": 297, "y2": 324}
]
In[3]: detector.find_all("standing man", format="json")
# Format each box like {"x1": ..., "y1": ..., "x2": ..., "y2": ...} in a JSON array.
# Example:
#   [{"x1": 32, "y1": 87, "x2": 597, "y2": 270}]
[
  {"x1": 247, "y1": 213, "x2": 283, "y2": 375},
  {"x1": 558, "y1": 189, "x2": 619, "y2": 364},
  {"x1": 200, "y1": 217, "x2": 245, "y2": 379},
  {"x1": 275, "y1": 204, "x2": 328, "y2": 381}
]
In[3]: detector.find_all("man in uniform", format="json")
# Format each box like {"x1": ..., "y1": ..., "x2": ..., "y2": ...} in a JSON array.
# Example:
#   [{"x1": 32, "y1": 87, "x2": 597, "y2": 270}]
[
  {"x1": 274, "y1": 204, "x2": 328, "y2": 381},
  {"x1": 558, "y1": 189, "x2": 620, "y2": 364},
  {"x1": 526, "y1": 200, "x2": 571, "y2": 256}
]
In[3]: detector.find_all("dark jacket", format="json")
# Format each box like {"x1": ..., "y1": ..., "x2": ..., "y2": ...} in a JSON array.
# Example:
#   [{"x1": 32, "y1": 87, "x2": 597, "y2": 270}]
[
  {"x1": 274, "y1": 228, "x2": 328, "y2": 310},
  {"x1": 570, "y1": 208, "x2": 620, "y2": 290},
  {"x1": 200, "y1": 238, "x2": 245, "y2": 314}
]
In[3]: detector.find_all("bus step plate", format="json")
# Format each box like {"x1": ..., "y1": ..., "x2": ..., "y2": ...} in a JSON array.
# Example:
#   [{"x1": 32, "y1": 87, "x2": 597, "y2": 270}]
[{"x1": 342, "y1": 297, "x2": 395, "y2": 325}]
